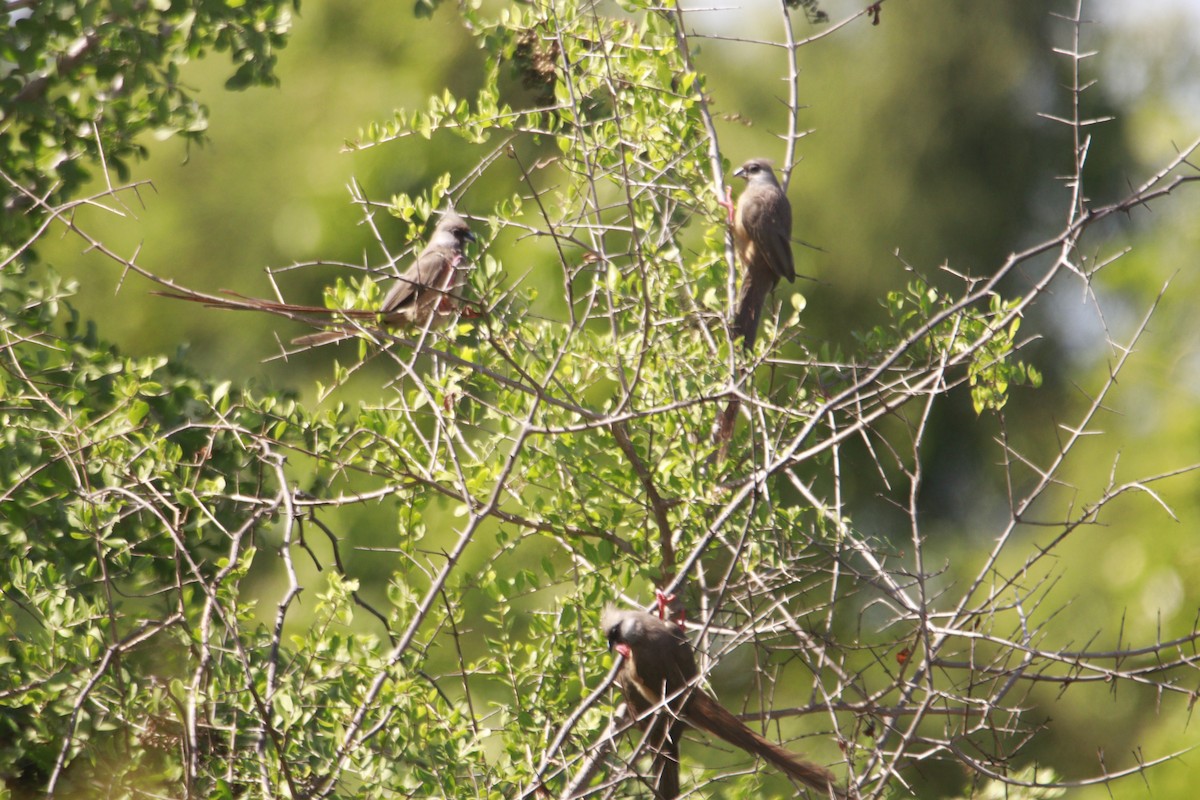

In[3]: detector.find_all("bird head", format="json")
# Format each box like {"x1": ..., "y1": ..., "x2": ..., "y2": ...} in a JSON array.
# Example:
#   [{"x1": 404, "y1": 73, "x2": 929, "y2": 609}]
[
  {"x1": 432, "y1": 210, "x2": 477, "y2": 248},
  {"x1": 733, "y1": 158, "x2": 781, "y2": 187},
  {"x1": 602, "y1": 607, "x2": 641, "y2": 659}
]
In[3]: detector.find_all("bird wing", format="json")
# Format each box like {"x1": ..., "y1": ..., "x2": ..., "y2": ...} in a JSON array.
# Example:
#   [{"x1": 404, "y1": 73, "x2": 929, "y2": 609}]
[
  {"x1": 380, "y1": 246, "x2": 455, "y2": 314},
  {"x1": 739, "y1": 186, "x2": 796, "y2": 283},
  {"x1": 631, "y1": 622, "x2": 698, "y2": 705}
]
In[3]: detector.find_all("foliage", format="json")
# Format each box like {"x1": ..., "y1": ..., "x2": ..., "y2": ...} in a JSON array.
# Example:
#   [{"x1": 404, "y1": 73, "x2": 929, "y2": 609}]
[
  {"x1": 2, "y1": 0, "x2": 1200, "y2": 799},
  {"x1": 957, "y1": 767, "x2": 1066, "y2": 800},
  {"x1": 863, "y1": 281, "x2": 1042, "y2": 414},
  {"x1": 0, "y1": 0, "x2": 298, "y2": 247},
  {"x1": 1, "y1": 264, "x2": 297, "y2": 795}
]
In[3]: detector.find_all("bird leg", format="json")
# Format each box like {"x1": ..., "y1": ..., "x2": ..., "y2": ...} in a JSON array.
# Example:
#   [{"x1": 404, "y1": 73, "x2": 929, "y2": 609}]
[
  {"x1": 655, "y1": 589, "x2": 673, "y2": 620},
  {"x1": 716, "y1": 185, "x2": 735, "y2": 223},
  {"x1": 655, "y1": 588, "x2": 686, "y2": 627}
]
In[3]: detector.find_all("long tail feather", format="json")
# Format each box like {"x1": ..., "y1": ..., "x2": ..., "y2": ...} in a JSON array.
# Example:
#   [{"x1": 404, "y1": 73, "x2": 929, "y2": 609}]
[
  {"x1": 731, "y1": 279, "x2": 769, "y2": 351},
  {"x1": 153, "y1": 289, "x2": 377, "y2": 318},
  {"x1": 686, "y1": 692, "x2": 843, "y2": 797},
  {"x1": 291, "y1": 328, "x2": 357, "y2": 347}
]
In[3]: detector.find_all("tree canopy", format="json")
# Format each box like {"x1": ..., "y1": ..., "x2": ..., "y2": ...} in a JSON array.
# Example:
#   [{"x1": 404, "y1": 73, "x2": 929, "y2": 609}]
[{"x1": 2, "y1": 0, "x2": 1199, "y2": 798}]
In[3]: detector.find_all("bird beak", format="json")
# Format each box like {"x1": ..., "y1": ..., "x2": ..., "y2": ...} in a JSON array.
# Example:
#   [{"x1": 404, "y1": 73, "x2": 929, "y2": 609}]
[
  {"x1": 607, "y1": 630, "x2": 633, "y2": 658},
  {"x1": 465, "y1": 230, "x2": 477, "y2": 243},
  {"x1": 733, "y1": 166, "x2": 746, "y2": 179}
]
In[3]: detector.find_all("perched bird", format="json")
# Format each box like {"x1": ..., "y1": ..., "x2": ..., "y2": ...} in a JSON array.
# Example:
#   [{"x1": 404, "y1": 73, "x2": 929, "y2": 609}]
[
  {"x1": 293, "y1": 210, "x2": 476, "y2": 346},
  {"x1": 731, "y1": 158, "x2": 795, "y2": 351},
  {"x1": 602, "y1": 608, "x2": 842, "y2": 799}
]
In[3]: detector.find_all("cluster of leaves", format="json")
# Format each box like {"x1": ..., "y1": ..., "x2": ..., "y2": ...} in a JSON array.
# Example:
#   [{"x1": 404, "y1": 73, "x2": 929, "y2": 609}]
[
  {"x1": 862, "y1": 280, "x2": 1042, "y2": 414},
  {"x1": 785, "y1": 0, "x2": 829, "y2": 25},
  {"x1": 0, "y1": 0, "x2": 298, "y2": 247},
  {"x1": 0, "y1": 267, "x2": 441, "y2": 797}
]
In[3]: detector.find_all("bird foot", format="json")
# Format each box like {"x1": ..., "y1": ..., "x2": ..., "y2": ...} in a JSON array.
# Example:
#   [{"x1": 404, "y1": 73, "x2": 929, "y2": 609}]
[
  {"x1": 655, "y1": 588, "x2": 686, "y2": 626},
  {"x1": 655, "y1": 589, "x2": 673, "y2": 620},
  {"x1": 717, "y1": 185, "x2": 735, "y2": 223}
]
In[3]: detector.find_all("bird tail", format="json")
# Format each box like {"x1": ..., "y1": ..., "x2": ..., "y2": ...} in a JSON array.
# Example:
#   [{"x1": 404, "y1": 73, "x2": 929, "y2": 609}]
[
  {"x1": 653, "y1": 720, "x2": 682, "y2": 800},
  {"x1": 686, "y1": 692, "x2": 844, "y2": 798},
  {"x1": 154, "y1": 289, "x2": 377, "y2": 318},
  {"x1": 732, "y1": 279, "x2": 769, "y2": 351},
  {"x1": 291, "y1": 328, "x2": 356, "y2": 347}
]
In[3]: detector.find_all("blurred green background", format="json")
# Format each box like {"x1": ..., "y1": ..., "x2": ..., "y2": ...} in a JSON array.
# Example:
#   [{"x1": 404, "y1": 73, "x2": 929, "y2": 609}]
[{"x1": 34, "y1": 0, "x2": 1200, "y2": 796}]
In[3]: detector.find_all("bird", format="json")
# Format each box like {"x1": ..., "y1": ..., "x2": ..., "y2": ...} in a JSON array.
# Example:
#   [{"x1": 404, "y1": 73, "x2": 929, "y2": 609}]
[
  {"x1": 292, "y1": 210, "x2": 477, "y2": 346},
  {"x1": 602, "y1": 607, "x2": 843, "y2": 799},
  {"x1": 731, "y1": 158, "x2": 796, "y2": 351}
]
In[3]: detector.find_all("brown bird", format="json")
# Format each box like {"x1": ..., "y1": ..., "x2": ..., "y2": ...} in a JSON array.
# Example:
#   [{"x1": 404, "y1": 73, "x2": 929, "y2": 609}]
[
  {"x1": 293, "y1": 210, "x2": 476, "y2": 346},
  {"x1": 602, "y1": 608, "x2": 843, "y2": 799},
  {"x1": 731, "y1": 158, "x2": 795, "y2": 351}
]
